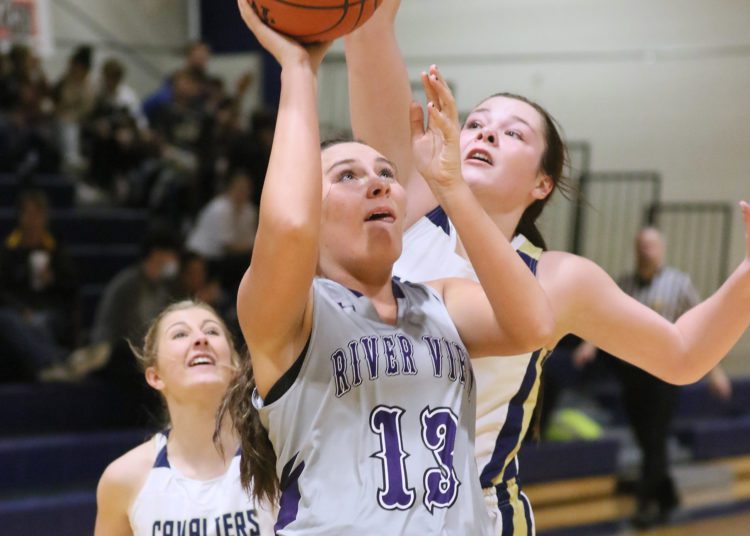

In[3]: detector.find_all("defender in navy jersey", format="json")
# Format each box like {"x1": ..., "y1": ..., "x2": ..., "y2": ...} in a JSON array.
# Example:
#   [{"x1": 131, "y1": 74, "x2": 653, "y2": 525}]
[
  {"x1": 94, "y1": 302, "x2": 275, "y2": 536},
  {"x1": 345, "y1": 2, "x2": 750, "y2": 533},
  {"x1": 225, "y1": 4, "x2": 555, "y2": 535}
]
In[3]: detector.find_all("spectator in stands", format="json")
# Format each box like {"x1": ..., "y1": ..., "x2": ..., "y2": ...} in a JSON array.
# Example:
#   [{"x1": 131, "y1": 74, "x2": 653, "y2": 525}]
[
  {"x1": 576, "y1": 227, "x2": 732, "y2": 528},
  {"x1": 93, "y1": 300, "x2": 276, "y2": 535},
  {"x1": 0, "y1": 46, "x2": 59, "y2": 175},
  {"x1": 0, "y1": 44, "x2": 50, "y2": 113},
  {"x1": 196, "y1": 71, "x2": 254, "y2": 201},
  {"x1": 142, "y1": 40, "x2": 213, "y2": 125},
  {"x1": 149, "y1": 68, "x2": 210, "y2": 224},
  {"x1": 186, "y1": 172, "x2": 257, "y2": 290},
  {"x1": 96, "y1": 58, "x2": 148, "y2": 131},
  {"x1": 73, "y1": 225, "x2": 182, "y2": 423},
  {"x1": 229, "y1": 107, "x2": 276, "y2": 205},
  {"x1": 91, "y1": 225, "x2": 181, "y2": 349},
  {"x1": 82, "y1": 58, "x2": 151, "y2": 202},
  {"x1": 176, "y1": 251, "x2": 222, "y2": 309},
  {"x1": 53, "y1": 45, "x2": 95, "y2": 171},
  {"x1": 0, "y1": 307, "x2": 69, "y2": 382},
  {"x1": 0, "y1": 190, "x2": 79, "y2": 349}
]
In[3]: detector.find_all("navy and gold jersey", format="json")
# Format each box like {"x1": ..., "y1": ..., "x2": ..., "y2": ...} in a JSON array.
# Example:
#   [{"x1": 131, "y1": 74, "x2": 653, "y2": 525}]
[
  {"x1": 129, "y1": 433, "x2": 276, "y2": 536},
  {"x1": 395, "y1": 207, "x2": 549, "y2": 535}
]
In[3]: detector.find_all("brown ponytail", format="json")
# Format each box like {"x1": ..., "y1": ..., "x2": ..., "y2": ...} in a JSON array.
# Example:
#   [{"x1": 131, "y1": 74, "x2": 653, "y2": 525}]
[{"x1": 216, "y1": 349, "x2": 279, "y2": 504}]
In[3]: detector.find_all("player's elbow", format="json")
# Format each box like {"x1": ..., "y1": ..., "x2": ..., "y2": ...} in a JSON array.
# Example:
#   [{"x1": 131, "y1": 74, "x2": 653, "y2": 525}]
[{"x1": 515, "y1": 315, "x2": 556, "y2": 352}]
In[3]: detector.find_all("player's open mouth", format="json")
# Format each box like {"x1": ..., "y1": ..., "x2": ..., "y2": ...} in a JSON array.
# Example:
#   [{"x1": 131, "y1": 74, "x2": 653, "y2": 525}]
[
  {"x1": 188, "y1": 354, "x2": 216, "y2": 367},
  {"x1": 466, "y1": 148, "x2": 494, "y2": 165},
  {"x1": 365, "y1": 208, "x2": 396, "y2": 223}
]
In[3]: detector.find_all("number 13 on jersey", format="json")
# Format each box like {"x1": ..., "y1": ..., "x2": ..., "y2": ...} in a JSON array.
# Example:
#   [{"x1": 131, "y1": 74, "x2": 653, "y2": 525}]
[{"x1": 370, "y1": 405, "x2": 461, "y2": 512}]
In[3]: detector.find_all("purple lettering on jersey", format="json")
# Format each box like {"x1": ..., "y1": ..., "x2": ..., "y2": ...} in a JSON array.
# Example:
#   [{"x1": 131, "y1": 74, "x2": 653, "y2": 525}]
[
  {"x1": 348, "y1": 340, "x2": 363, "y2": 387},
  {"x1": 360, "y1": 336, "x2": 380, "y2": 380},
  {"x1": 370, "y1": 405, "x2": 416, "y2": 510},
  {"x1": 421, "y1": 407, "x2": 461, "y2": 512},
  {"x1": 443, "y1": 338, "x2": 457, "y2": 381},
  {"x1": 423, "y1": 336, "x2": 444, "y2": 377},
  {"x1": 396, "y1": 335, "x2": 417, "y2": 375},
  {"x1": 383, "y1": 336, "x2": 399, "y2": 376},
  {"x1": 452, "y1": 343, "x2": 467, "y2": 385},
  {"x1": 330, "y1": 349, "x2": 351, "y2": 398}
]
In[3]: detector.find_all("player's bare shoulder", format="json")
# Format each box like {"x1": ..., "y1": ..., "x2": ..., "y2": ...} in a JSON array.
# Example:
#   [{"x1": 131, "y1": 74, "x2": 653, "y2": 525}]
[{"x1": 97, "y1": 437, "x2": 156, "y2": 506}]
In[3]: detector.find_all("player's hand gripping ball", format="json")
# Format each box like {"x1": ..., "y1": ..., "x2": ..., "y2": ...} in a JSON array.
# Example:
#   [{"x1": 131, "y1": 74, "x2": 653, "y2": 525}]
[{"x1": 250, "y1": 0, "x2": 382, "y2": 43}]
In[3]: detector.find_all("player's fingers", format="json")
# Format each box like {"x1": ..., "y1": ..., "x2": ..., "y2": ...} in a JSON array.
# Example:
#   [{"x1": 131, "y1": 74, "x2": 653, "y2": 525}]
[
  {"x1": 427, "y1": 66, "x2": 458, "y2": 123},
  {"x1": 426, "y1": 101, "x2": 455, "y2": 144},
  {"x1": 421, "y1": 71, "x2": 440, "y2": 111}
]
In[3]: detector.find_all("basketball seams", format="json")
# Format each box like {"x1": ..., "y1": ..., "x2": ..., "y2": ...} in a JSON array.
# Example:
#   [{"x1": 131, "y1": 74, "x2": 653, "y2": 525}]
[{"x1": 254, "y1": 0, "x2": 378, "y2": 42}]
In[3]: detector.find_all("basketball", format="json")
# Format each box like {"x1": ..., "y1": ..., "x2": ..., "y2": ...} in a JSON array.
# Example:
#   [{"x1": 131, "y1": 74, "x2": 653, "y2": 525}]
[{"x1": 250, "y1": 0, "x2": 382, "y2": 43}]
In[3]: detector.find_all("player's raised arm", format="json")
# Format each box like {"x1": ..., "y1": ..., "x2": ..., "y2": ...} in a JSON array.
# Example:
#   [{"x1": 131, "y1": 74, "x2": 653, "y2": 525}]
[
  {"x1": 234, "y1": 0, "x2": 330, "y2": 396},
  {"x1": 345, "y1": 0, "x2": 438, "y2": 226},
  {"x1": 543, "y1": 206, "x2": 750, "y2": 383}
]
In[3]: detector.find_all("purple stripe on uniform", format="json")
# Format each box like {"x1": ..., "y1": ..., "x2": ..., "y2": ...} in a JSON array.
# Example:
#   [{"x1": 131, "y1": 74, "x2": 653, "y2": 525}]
[
  {"x1": 275, "y1": 460, "x2": 305, "y2": 532},
  {"x1": 426, "y1": 206, "x2": 450, "y2": 235},
  {"x1": 479, "y1": 350, "x2": 543, "y2": 488}
]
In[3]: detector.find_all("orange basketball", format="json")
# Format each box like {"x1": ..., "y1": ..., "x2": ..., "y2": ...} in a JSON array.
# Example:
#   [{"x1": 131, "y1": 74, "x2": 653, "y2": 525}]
[{"x1": 251, "y1": 0, "x2": 382, "y2": 43}]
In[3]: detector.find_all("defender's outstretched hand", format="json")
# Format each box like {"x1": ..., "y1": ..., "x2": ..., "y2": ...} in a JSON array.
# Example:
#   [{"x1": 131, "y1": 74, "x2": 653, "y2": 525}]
[{"x1": 410, "y1": 65, "x2": 463, "y2": 194}]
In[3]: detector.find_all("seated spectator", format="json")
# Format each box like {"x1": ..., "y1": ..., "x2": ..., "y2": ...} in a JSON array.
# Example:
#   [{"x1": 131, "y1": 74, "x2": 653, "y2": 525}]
[
  {"x1": 176, "y1": 251, "x2": 222, "y2": 307},
  {"x1": 0, "y1": 46, "x2": 59, "y2": 175},
  {"x1": 229, "y1": 107, "x2": 276, "y2": 204},
  {"x1": 53, "y1": 45, "x2": 95, "y2": 172},
  {"x1": 149, "y1": 68, "x2": 210, "y2": 224},
  {"x1": 82, "y1": 58, "x2": 151, "y2": 202},
  {"x1": 175, "y1": 251, "x2": 238, "y2": 340},
  {"x1": 71, "y1": 225, "x2": 183, "y2": 424},
  {"x1": 0, "y1": 307, "x2": 69, "y2": 382},
  {"x1": 142, "y1": 40, "x2": 212, "y2": 125},
  {"x1": 186, "y1": 172, "x2": 257, "y2": 289},
  {"x1": 0, "y1": 190, "x2": 79, "y2": 349},
  {"x1": 91, "y1": 225, "x2": 181, "y2": 349}
]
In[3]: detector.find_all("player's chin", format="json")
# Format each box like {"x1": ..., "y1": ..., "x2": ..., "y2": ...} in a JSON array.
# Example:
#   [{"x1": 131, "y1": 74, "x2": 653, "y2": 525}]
[{"x1": 461, "y1": 166, "x2": 494, "y2": 189}]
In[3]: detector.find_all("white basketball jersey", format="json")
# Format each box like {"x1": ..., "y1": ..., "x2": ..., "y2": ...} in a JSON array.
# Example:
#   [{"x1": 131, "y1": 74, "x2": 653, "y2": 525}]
[
  {"x1": 254, "y1": 277, "x2": 493, "y2": 535},
  {"x1": 129, "y1": 433, "x2": 276, "y2": 536},
  {"x1": 394, "y1": 207, "x2": 549, "y2": 534}
]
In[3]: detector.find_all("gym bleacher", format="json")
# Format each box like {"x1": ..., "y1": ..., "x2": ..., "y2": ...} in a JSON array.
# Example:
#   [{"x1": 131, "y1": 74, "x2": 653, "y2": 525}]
[{"x1": 0, "y1": 173, "x2": 155, "y2": 534}]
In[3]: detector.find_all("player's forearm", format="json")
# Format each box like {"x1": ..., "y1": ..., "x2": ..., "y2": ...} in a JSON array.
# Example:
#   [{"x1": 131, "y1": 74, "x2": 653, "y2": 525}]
[
  {"x1": 673, "y1": 260, "x2": 750, "y2": 382},
  {"x1": 439, "y1": 183, "x2": 555, "y2": 349},
  {"x1": 258, "y1": 64, "x2": 321, "y2": 242},
  {"x1": 344, "y1": 6, "x2": 413, "y2": 185}
]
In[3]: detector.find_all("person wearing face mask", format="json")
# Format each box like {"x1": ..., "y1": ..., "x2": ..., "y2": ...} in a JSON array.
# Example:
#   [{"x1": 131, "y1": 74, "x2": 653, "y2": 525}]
[
  {"x1": 72, "y1": 225, "x2": 183, "y2": 424},
  {"x1": 345, "y1": 2, "x2": 750, "y2": 533},
  {"x1": 94, "y1": 300, "x2": 276, "y2": 536}
]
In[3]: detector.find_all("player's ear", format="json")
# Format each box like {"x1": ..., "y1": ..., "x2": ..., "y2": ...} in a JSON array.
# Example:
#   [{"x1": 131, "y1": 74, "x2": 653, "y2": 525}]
[
  {"x1": 145, "y1": 366, "x2": 165, "y2": 391},
  {"x1": 532, "y1": 173, "x2": 553, "y2": 201}
]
